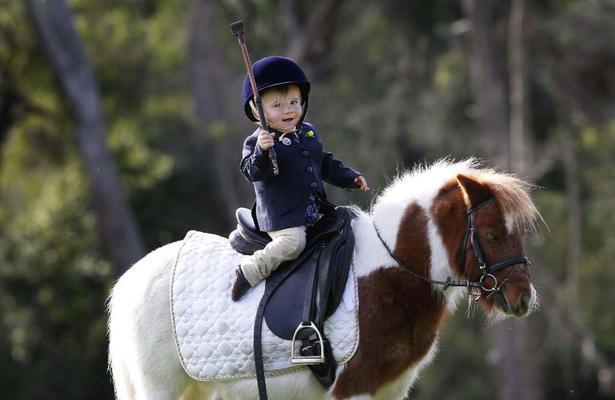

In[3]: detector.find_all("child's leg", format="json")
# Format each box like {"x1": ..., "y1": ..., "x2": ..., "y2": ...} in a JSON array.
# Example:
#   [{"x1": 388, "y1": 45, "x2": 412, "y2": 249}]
[{"x1": 241, "y1": 226, "x2": 307, "y2": 287}]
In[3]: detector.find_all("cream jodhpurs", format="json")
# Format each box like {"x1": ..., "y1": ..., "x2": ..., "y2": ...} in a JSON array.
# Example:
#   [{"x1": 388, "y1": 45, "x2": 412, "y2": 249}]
[{"x1": 240, "y1": 226, "x2": 307, "y2": 287}]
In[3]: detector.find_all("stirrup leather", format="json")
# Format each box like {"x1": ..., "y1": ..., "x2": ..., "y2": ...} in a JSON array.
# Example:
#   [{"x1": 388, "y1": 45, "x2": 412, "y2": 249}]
[{"x1": 290, "y1": 321, "x2": 325, "y2": 365}]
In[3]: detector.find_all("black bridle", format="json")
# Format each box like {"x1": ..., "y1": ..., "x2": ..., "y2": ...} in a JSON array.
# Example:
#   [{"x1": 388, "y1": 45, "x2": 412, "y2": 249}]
[{"x1": 374, "y1": 197, "x2": 530, "y2": 298}]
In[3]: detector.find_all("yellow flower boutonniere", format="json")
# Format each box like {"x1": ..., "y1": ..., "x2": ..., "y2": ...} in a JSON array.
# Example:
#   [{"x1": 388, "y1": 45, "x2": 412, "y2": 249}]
[{"x1": 306, "y1": 130, "x2": 315, "y2": 138}]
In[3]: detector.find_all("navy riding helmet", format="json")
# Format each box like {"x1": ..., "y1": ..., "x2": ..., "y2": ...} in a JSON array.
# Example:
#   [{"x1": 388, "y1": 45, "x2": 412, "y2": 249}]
[{"x1": 242, "y1": 56, "x2": 311, "y2": 122}]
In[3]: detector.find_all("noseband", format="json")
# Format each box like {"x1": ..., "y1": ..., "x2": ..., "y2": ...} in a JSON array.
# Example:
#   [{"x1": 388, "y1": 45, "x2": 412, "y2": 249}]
[{"x1": 374, "y1": 197, "x2": 530, "y2": 299}]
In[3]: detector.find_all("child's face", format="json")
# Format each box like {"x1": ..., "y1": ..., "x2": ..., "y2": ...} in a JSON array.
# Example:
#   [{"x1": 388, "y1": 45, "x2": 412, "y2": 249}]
[{"x1": 261, "y1": 85, "x2": 303, "y2": 131}]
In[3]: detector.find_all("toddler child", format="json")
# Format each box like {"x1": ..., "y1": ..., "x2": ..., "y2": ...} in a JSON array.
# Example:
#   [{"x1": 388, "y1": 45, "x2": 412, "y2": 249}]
[{"x1": 232, "y1": 56, "x2": 369, "y2": 301}]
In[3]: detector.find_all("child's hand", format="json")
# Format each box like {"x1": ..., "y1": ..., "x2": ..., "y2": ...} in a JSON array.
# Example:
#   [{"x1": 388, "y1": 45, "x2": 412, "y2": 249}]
[
  {"x1": 257, "y1": 129, "x2": 275, "y2": 150},
  {"x1": 355, "y1": 176, "x2": 370, "y2": 192}
]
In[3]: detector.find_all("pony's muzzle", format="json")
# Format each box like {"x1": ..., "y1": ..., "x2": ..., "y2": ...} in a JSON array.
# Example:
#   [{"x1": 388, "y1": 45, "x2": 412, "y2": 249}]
[
  {"x1": 508, "y1": 287, "x2": 533, "y2": 317},
  {"x1": 495, "y1": 278, "x2": 534, "y2": 317}
]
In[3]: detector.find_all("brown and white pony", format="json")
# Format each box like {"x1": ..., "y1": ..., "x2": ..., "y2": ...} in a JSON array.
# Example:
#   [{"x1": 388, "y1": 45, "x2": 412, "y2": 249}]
[{"x1": 107, "y1": 159, "x2": 540, "y2": 399}]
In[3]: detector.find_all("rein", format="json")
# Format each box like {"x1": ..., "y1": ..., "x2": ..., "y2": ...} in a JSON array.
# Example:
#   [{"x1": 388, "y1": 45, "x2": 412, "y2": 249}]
[{"x1": 373, "y1": 198, "x2": 530, "y2": 298}]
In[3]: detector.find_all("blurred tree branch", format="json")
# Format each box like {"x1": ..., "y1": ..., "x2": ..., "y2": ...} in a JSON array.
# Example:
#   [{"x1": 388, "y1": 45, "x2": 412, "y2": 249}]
[{"x1": 25, "y1": 0, "x2": 144, "y2": 275}]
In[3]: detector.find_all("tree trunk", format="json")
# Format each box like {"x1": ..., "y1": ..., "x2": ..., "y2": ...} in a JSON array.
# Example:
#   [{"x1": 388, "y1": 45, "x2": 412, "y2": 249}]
[
  {"x1": 508, "y1": 0, "x2": 528, "y2": 175},
  {"x1": 464, "y1": 0, "x2": 510, "y2": 167},
  {"x1": 187, "y1": 0, "x2": 251, "y2": 226},
  {"x1": 187, "y1": 0, "x2": 234, "y2": 122},
  {"x1": 561, "y1": 131, "x2": 582, "y2": 325},
  {"x1": 284, "y1": 0, "x2": 347, "y2": 80},
  {"x1": 26, "y1": 0, "x2": 145, "y2": 276},
  {"x1": 506, "y1": 2, "x2": 543, "y2": 399},
  {"x1": 465, "y1": 0, "x2": 542, "y2": 399}
]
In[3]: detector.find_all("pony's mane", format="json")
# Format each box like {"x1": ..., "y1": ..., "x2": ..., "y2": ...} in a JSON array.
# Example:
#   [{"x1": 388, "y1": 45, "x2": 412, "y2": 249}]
[{"x1": 372, "y1": 158, "x2": 541, "y2": 232}]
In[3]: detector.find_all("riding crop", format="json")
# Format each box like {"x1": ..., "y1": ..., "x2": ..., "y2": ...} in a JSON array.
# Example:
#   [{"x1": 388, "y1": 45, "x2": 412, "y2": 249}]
[{"x1": 230, "y1": 20, "x2": 279, "y2": 176}]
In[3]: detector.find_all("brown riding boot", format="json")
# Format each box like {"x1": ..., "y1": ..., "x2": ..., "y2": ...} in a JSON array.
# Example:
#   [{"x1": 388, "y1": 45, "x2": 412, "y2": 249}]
[{"x1": 231, "y1": 268, "x2": 251, "y2": 301}]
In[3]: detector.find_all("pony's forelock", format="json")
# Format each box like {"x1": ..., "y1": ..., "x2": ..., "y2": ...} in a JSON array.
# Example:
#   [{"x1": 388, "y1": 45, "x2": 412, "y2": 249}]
[{"x1": 460, "y1": 169, "x2": 542, "y2": 233}]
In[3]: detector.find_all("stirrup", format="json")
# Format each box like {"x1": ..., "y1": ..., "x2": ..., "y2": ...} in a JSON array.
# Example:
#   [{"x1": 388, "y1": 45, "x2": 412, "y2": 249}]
[{"x1": 290, "y1": 321, "x2": 325, "y2": 365}]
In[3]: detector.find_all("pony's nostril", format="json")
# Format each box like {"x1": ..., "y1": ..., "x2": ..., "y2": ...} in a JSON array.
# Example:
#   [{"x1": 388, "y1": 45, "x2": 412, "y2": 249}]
[{"x1": 519, "y1": 293, "x2": 530, "y2": 313}]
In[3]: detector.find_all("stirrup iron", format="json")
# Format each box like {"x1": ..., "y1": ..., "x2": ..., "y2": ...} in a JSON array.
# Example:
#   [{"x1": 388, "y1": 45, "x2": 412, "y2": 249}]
[{"x1": 290, "y1": 321, "x2": 325, "y2": 365}]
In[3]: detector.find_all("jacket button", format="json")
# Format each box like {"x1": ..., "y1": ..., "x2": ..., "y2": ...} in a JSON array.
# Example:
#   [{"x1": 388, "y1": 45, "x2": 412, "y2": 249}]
[
  {"x1": 306, "y1": 166, "x2": 313, "y2": 173},
  {"x1": 310, "y1": 182, "x2": 317, "y2": 189},
  {"x1": 302, "y1": 150, "x2": 309, "y2": 157}
]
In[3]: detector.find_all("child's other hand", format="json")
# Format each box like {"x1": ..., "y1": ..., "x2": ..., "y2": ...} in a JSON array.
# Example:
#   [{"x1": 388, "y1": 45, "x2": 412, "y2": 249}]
[
  {"x1": 354, "y1": 176, "x2": 370, "y2": 192},
  {"x1": 257, "y1": 129, "x2": 275, "y2": 150}
]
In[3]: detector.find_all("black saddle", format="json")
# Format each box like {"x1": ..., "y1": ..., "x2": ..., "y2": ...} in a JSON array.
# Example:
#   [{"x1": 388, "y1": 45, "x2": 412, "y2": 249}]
[
  {"x1": 228, "y1": 208, "x2": 270, "y2": 255},
  {"x1": 229, "y1": 206, "x2": 354, "y2": 337},
  {"x1": 228, "y1": 205, "x2": 356, "y2": 398}
]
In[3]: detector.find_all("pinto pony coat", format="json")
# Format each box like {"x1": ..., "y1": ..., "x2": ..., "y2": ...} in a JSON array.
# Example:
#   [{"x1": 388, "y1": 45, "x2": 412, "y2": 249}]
[{"x1": 108, "y1": 159, "x2": 541, "y2": 400}]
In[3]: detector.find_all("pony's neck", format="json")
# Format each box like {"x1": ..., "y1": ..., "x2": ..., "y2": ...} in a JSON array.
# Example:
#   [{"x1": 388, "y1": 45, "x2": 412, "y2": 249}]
[
  {"x1": 334, "y1": 211, "x2": 453, "y2": 398},
  {"x1": 366, "y1": 194, "x2": 467, "y2": 313}
]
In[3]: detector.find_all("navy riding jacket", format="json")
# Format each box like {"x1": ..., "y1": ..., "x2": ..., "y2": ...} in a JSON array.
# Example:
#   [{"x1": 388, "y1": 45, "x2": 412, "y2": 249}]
[{"x1": 240, "y1": 122, "x2": 361, "y2": 232}]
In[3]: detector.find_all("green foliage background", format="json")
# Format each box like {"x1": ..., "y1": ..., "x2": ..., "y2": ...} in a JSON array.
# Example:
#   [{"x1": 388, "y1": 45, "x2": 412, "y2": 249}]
[{"x1": 0, "y1": 0, "x2": 613, "y2": 398}]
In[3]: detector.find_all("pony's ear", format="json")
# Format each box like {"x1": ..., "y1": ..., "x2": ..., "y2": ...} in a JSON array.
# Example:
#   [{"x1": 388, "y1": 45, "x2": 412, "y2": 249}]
[{"x1": 456, "y1": 174, "x2": 492, "y2": 208}]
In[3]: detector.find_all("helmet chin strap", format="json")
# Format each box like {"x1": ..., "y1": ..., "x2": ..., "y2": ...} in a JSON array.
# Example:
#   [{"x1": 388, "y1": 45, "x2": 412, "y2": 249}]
[{"x1": 249, "y1": 100, "x2": 300, "y2": 134}]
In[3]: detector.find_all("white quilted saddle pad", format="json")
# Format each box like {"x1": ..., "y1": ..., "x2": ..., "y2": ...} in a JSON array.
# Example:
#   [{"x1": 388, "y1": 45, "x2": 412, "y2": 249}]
[{"x1": 170, "y1": 230, "x2": 360, "y2": 381}]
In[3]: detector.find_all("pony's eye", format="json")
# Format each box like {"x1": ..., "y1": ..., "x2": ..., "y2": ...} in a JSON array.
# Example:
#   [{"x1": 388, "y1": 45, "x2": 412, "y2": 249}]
[{"x1": 486, "y1": 232, "x2": 498, "y2": 241}]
